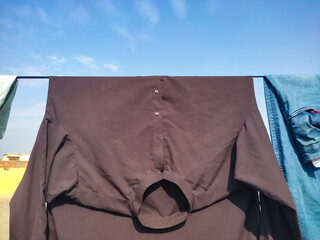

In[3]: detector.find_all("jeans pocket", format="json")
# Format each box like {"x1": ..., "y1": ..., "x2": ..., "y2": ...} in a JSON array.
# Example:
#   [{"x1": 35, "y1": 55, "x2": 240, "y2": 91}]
[{"x1": 290, "y1": 108, "x2": 320, "y2": 163}]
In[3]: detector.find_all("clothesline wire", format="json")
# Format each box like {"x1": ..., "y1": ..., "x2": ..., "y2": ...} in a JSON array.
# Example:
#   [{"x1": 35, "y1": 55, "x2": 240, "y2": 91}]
[{"x1": 16, "y1": 76, "x2": 266, "y2": 79}]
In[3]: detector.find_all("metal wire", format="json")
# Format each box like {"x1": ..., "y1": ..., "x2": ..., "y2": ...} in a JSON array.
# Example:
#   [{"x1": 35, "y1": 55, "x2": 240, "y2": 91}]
[{"x1": 16, "y1": 76, "x2": 266, "y2": 79}]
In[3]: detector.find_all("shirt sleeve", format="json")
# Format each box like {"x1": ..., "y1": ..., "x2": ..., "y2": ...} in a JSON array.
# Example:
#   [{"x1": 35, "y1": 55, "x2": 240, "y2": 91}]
[
  {"x1": 234, "y1": 108, "x2": 302, "y2": 239},
  {"x1": 9, "y1": 112, "x2": 78, "y2": 240}
]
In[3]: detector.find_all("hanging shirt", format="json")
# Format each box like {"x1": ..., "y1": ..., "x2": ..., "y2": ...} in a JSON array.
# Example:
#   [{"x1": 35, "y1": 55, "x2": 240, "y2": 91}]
[{"x1": 10, "y1": 76, "x2": 301, "y2": 240}]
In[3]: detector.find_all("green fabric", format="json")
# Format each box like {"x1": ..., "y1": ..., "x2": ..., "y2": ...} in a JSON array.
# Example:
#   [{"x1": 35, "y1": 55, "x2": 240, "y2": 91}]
[{"x1": 0, "y1": 75, "x2": 18, "y2": 139}]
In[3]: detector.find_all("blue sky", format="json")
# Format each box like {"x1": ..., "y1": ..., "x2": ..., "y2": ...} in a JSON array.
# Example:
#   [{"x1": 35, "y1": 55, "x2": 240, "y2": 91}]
[
  {"x1": 0, "y1": 0, "x2": 319, "y2": 156},
  {"x1": 1, "y1": 0, "x2": 319, "y2": 76}
]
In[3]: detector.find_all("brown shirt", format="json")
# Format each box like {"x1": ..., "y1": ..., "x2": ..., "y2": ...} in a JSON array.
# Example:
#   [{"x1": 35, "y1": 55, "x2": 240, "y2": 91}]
[{"x1": 10, "y1": 76, "x2": 301, "y2": 239}]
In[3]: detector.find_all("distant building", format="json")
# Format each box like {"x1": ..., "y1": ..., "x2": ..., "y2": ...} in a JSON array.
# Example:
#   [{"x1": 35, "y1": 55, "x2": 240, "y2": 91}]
[
  {"x1": 0, "y1": 153, "x2": 30, "y2": 169},
  {"x1": 1, "y1": 153, "x2": 30, "y2": 161}
]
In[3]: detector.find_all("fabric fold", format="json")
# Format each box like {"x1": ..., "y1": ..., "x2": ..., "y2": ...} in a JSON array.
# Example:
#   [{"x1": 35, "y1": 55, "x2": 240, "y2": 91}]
[
  {"x1": 9, "y1": 111, "x2": 78, "y2": 240},
  {"x1": 10, "y1": 75, "x2": 302, "y2": 239},
  {"x1": 264, "y1": 74, "x2": 320, "y2": 240},
  {"x1": 234, "y1": 107, "x2": 301, "y2": 239},
  {"x1": 9, "y1": 117, "x2": 48, "y2": 240},
  {"x1": 0, "y1": 75, "x2": 18, "y2": 139},
  {"x1": 265, "y1": 74, "x2": 320, "y2": 165}
]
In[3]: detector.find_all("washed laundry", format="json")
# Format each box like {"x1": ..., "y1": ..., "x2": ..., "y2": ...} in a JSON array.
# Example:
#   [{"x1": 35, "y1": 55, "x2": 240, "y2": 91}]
[
  {"x1": 0, "y1": 75, "x2": 18, "y2": 139},
  {"x1": 264, "y1": 74, "x2": 320, "y2": 240},
  {"x1": 10, "y1": 76, "x2": 301, "y2": 239}
]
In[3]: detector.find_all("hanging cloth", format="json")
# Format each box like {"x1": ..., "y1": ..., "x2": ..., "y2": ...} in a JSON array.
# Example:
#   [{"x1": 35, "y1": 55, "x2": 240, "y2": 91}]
[
  {"x1": 264, "y1": 74, "x2": 320, "y2": 240},
  {"x1": 0, "y1": 75, "x2": 18, "y2": 139},
  {"x1": 10, "y1": 76, "x2": 301, "y2": 239}
]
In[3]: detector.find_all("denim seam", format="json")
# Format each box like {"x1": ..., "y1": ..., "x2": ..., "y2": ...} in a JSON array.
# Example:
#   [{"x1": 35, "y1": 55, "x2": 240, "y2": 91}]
[
  {"x1": 309, "y1": 155, "x2": 320, "y2": 162},
  {"x1": 289, "y1": 105, "x2": 320, "y2": 119},
  {"x1": 289, "y1": 107, "x2": 313, "y2": 119},
  {"x1": 263, "y1": 79, "x2": 285, "y2": 173},
  {"x1": 299, "y1": 140, "x2": 320, "y2": 148}
]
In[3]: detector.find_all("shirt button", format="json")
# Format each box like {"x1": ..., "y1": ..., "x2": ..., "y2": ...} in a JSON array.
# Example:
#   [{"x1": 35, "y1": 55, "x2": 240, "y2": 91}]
[
  {"x1": 154, "y1": 89, "x2": 159, "y2": 94},
  {"x1": 155, "y1": 112, "x2": 160, "y2": 116}
]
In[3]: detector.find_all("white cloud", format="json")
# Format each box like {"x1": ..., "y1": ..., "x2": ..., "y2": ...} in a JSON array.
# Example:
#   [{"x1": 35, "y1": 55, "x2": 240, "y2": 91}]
[
  {"x1": 70, "y1": 7, "x2": 88, "y2": 24},
  {"x1": 206, "y1": 0, "x2": 219, "y2": 13},
  {"x1": 170, "y1": 0, "x2": 187, "y2": 18},
  {"x1": 12, "y1": 102, "x2": 47, "y2": 118},
  {"x1": 21, "y1": 66, "x2": 45, "y2": 76},
  {"x1": 74, "y1": 55, "x2": 98, "y2": 69},
  {"x1": 95, "y1": 0, "x2": 117, "y2": 15},
  {"x1": 74, "y1": 56, "x2": 94, "y2": 65},
  {"x1": 27, "y1": 52, "x2": 43, "y2": 60},
  {"x1": 0, "y1": 20, "x2": 35, "y2": 40},
  {"x1": 47, "y1": 56, "x2": 66, "y2": 64},
  {"x1": 137, "y1": 33, "x2": 153, "y2": 42},
  {"x1": 0, "y1": 19, "x2": 13, "y2": 29},
  {"x1": 3, "y1": 66, "x2": 46, "y2": 76},
  {"x1": 2, "y1": 66, "x2": 48, "y2": 87},
  {"x1": 103, "y1": 63, "x2": 119, "y2": 72},
  {"x1": 111, "y1": 25, "x2": 136, "y2": 51},
  {"x1": 36, "y1": 8, "x2": 49, "y2": 22},
  {"x1": 9, "y1": 5, "x2": 32, "y2": 17},
  {"x1": 136, "y1": 1, "x2": 159, "y2": 27},
  {"x1": 113, "y1": 27, "x2": 135, "y2": 42}
]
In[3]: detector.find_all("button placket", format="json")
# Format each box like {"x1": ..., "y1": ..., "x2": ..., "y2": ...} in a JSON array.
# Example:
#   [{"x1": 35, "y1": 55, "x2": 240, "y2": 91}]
[{"x1": 152, "y1": 78, "x2": 165, "y2": 171}]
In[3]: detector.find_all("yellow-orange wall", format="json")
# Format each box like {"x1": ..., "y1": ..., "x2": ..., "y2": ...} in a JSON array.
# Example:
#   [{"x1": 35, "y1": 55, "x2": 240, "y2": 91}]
[{"x1": 0, "y1": 168, "x2": 26, "y2": 195}]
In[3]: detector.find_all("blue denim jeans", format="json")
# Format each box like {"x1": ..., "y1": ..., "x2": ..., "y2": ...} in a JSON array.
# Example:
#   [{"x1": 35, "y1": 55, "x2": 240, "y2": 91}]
[{"x1": 264, "y1": 74, "x2": 320, "y2": 240}]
